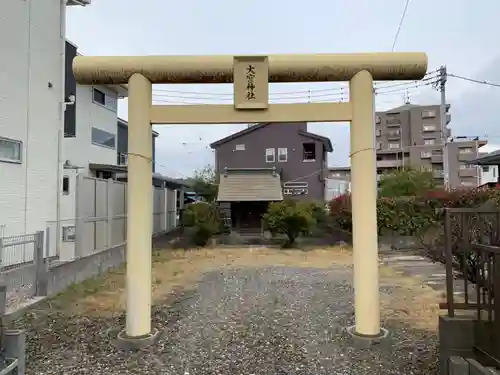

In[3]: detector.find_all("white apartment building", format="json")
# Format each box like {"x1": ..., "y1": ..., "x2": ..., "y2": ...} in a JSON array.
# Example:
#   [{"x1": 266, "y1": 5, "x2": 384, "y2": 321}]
[
  {"x1": 0, "y1": 0, "x2": 90, "y2": 237},
  {"x1": 61, "y1": 40, "x2": 128, "y2": 223}
]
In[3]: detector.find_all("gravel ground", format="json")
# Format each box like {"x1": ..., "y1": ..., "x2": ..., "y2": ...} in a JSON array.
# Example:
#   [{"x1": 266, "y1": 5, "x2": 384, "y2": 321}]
[{"x1": 12, "y1": 265, "x2": 438, "y2": 375}]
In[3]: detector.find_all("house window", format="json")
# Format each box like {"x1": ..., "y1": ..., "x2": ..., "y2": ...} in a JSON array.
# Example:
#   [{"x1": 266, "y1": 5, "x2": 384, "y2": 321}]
[
  {"x1": 62, "y1": 176, "x2": 70, "y2": 195},
  {"x1": 93, "y1": 88, "x2": 106, "y2": 105},
  {"x1": 388, "y1": 143, "x2": 400, "y2": 149},
  {"x1": 0, "y1": 137, "x2": 22, "y2": 163},
  {"x1": 424, "y1": 139, "x2": 435, "y2": 145},
  {"x1": 303, "y1": 143, "x2": 316, "y2": 161},
  {"x1": 278, "y1": 148, "x2": 288, "y2": 162},
  {"x1": 235, "y1": 144, "x2": 245, "y2": 151},
  {"x1": 265, "y1": 148, "x2": 275, "y2": 163},
  {"x1": 482, "y1": 166, "x2": 490, "y2": 173},
  {"x1": 91, "y1": 127, "x2": 116, "y2": 149}
]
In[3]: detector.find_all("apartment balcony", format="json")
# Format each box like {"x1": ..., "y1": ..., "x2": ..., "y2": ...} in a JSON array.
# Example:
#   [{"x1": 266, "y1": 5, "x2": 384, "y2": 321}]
[
  {"x1": 387, "y1": 130, "x2": 401, "y2": 140},
  {"x1": 431, "y1": 154, "x2": 443, "y2": 163},
  {"x1": 458, "y1": 152, "x2": 476, "y2": 162},
  {"x1": 377, "y1": 159, "x2": 403, "y2": 168},
  {"x1": 459, "y1": 168, "x2": 477, "y2": 178},
  {"x1": 386, "y1": 119, "x2": 401, "y2": 127},
  {"x1": 433, "y1": 170, "x2": 444, "y2": 178}
]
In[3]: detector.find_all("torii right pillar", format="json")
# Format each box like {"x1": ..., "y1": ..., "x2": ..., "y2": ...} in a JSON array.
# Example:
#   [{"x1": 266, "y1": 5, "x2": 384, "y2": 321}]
[{"x1": 348, "y1": 70, "x2": 387, "y2": 339}]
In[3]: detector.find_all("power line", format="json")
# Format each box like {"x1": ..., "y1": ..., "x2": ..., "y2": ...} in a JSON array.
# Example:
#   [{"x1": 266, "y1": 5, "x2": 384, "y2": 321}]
[
  {"x1": 448, "y1": 73, "x2": 500, "y2": 88},
  {"x1": 391, "y1": 0, "x2": 411, "y2": 51}
]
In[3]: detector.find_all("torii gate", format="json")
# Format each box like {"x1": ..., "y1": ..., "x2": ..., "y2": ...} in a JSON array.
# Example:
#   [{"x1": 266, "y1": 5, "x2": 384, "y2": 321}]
[{"x1": 73, "y1": 52, "x2": 427, "y2": 348}]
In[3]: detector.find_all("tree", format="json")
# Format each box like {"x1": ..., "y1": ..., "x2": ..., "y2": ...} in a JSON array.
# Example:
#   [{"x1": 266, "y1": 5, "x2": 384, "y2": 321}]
[
  {"x1": 192, "y1": 165, "x2": 218, "y2": 202},
  {"x1": 378, "y1": 168, "x2": 436, "y2": 198},
  {"x1": 263, "y1": 200, "x2": 316, "y2": 247}
]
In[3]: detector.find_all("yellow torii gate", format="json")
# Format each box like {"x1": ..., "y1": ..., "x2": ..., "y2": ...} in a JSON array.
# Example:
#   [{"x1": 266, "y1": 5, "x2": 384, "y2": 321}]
[{"x1": 73, "y1": 52, "x2": 427, "y2": 348}]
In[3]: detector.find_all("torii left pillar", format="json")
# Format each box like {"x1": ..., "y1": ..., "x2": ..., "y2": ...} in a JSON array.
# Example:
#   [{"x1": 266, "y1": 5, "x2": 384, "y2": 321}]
[{"x1": 116, "y1": 73, "x2": 159, "y2": 349}]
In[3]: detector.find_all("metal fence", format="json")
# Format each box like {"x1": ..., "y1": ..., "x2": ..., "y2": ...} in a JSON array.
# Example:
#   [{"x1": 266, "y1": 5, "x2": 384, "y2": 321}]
[
  {"x1": 0, "y1": 231, "x2": 46, "y2": 315},
  {"x1": 442, "y1": 208, "x2": 500, "y2": 367},
  {"x1": 48, "y1": 174, "x2": 179, "y2": 261},
  {"x1": 0, "y1": 233, "x2": 38, "y2": 269}
]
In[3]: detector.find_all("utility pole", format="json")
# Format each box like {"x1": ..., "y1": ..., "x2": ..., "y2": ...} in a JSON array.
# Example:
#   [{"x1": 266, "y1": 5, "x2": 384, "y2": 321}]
[{"x1": 438, "y1": 65, "x2": 449, "y2": 189}]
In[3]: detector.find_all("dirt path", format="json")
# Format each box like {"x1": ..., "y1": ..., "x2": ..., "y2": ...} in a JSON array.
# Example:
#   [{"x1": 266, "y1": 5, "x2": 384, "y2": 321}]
[{"x1": 11, "y1": 246, "x2": 442, "y2": 374}]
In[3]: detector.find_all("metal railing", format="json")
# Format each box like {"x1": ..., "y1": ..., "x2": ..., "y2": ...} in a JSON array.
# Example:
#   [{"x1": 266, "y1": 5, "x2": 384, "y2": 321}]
[
  {"x1": 0, "y1": 233, "x2": 38, "y2": 269},
  {"x1": 442, "y1": 208, "x2": 500, "y2": 367}
]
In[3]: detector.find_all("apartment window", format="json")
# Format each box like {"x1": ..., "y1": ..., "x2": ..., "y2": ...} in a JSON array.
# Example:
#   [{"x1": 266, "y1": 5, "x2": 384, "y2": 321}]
[
  {"x1": 459, "y1": 147, "x2": 473, "y2": 154},
  {"x1": 278, "y1": 148, "x2": 288, "y2": 162},
  {"x1": 421, "y1": 151, "x2": 432, "y2": 158},
  {"x1": 265, "y1": 148, "x2": 275, "y2": 163},
  {"x1": 376, "y1": 142, "x2": 382, "y2": 150},
  {"x1": 0, "y1": 137, "x2": 22, "y2": 163},
  {"x1": 62, "y1": 176, "x2": 70, "y2": 195},
  {"x1": 375, "y1": 116, "x2": 381, "y2": 124},
  {"x1": 93, "y1": 88, "x2": 106, "y2": 105},
  {"x1": 460, "y1": 163, "x2": 475, "y2": 169},
  {"x1": 93, "y1": 88, "x2": 117, "y2": 112},
  {"x1": 388, "y1": 143, "x2": 400, "y2": 149},
  {"x1": 424, "y1": 139, "x2": 435, "y2": 145},
  {"x1": 422, "y1": 110, "x2": 437, "y2": 118},
  {"x1": 91, "y1": 127, "x2": 116, "y2": 149},
  {"x1": 375, "y1": 128, "x2": 382, "y2": 136},
  {"x1": 235, "y1": 144, "x2": 245, "y2": 151},
  {"x1": 303, "y1": 143, "x2": 316, "y2": 161},
  {"x1": 422, "y1": 124, "x2": 437, "y2": 132}
]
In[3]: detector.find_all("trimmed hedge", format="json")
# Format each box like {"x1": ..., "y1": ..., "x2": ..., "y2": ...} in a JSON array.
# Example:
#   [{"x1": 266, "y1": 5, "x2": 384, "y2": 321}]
[{"x1": 329, "y1": 188, "x2": 500, "y2": 237}]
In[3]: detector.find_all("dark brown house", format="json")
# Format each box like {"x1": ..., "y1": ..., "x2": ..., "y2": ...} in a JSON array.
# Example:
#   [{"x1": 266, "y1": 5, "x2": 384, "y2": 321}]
[{"x1": 210, "y1": 122, "x2": 333, "y2": 230}]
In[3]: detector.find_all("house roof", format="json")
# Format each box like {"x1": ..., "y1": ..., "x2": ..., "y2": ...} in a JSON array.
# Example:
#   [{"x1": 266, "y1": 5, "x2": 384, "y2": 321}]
[
  {"x1": 118, "y1": 118, "x2": 159, "y2": 137},
  {"x1": 88, "y1": 163, "x2": 190, "y2": 188},
  {"x1": 209, "y1": 123, "x2": 333, "y2": 152},
  {"x1": 471, "y1": 149, "x2": 500, "y2": 165},
  {"x1": 217, "y1": 168, "x2": 283, "y2": 202}
]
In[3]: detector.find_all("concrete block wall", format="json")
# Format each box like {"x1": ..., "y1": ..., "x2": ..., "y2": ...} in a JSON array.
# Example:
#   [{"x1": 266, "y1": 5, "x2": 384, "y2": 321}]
[
  {"x1": 46, "y1": 244, "x2": 124, "y2": 296},
  {"x1": 448, "y1": 357, "x2": 500, "y2": 374},
  {"x1": 439, "y1": 316, "x2": 500, "y2": 374}
]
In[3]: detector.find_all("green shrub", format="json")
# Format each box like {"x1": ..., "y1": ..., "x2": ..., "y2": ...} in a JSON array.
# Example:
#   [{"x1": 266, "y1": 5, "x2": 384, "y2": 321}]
[
  {"x1": 193, "y1": 223, "x2": 213, "y2": 247},
  {"x1": 182, "y1": 202, "x2": 220, "y2": 246},
  {"x1": 263, "y1": 200, "x2": 315, "y2": 247}
]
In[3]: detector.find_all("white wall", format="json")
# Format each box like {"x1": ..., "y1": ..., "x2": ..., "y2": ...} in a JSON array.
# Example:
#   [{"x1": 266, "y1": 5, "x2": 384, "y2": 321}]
[
  {"x1": 480, "y1": 165, "x2": 498, "y2": 185},
  {"x1": 0, "y1": 0, "x2": 65, "y2": 236},
  {"x1": 64, "y1": 85, "x2": 119, "y2": 174},
  {"x1": 61, "y1": 84, "x2": 119, "y2": 222}
]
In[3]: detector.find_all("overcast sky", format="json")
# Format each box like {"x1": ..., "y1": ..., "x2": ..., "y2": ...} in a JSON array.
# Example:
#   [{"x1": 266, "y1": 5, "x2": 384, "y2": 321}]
[{"x1": 66, "y1": 0, "x2": 500, "y2": 178}]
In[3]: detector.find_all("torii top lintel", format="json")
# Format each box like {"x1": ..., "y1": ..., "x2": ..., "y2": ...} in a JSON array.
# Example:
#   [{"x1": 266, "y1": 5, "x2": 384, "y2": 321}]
[{"x1": 72, "y1": 52, "x2": 428, "y2": 85}]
